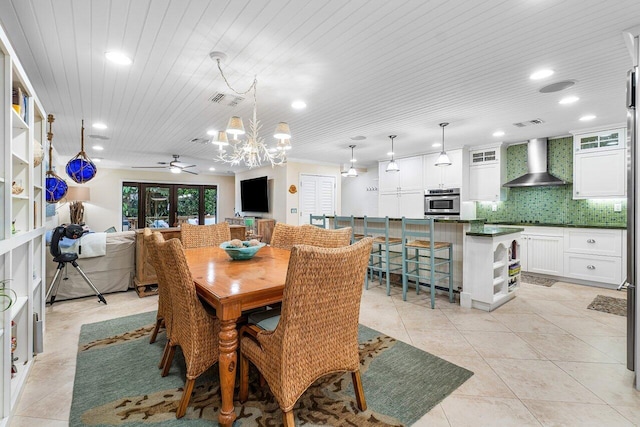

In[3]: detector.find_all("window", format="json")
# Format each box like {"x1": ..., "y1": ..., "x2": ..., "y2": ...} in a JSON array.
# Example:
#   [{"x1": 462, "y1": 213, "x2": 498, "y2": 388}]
[{"x1": 122, "y1": 182, "x2": 217, "y2": 230}]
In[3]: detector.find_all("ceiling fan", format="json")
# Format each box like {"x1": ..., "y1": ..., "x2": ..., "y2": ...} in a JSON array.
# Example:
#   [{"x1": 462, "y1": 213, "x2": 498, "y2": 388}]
[{"x1": 132, "y1": 154, "x2": 198, "y2": 175}]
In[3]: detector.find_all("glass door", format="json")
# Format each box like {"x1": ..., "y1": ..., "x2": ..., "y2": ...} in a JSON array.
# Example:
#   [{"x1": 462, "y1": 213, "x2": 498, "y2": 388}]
[
  {"x1": 176, "y1": 185, "x2": 200, "y2": 226},
  {"x1": 143, "y1": 184, "x2": 171, "y2": 228}
]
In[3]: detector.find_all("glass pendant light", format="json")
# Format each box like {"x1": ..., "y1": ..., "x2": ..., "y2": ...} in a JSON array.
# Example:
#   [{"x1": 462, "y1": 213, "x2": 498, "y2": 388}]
[
  {"x1": 44, "y1": 114, "x2": 68, "y2": 203},
  {"x1": 386, "y1": 135, "x2": 400, "y2": 172},
  {"x1": 345, "y1": 145, "x2": 358, "y2": 177},
  {"x1": 435, "y1": 122, "x2": 452, "y2": 166},
  {"x1": 66, "y1": 120, "x2": 97, "y2": 183}
]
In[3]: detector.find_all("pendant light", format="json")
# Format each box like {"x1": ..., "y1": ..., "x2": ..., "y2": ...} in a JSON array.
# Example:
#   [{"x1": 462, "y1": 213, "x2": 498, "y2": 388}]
[
  {"x1": 342, "y1": 145, "x2": 358, "y2": 177},
  {"x1": 435, "y1": 122, "x2": 452, "y2": 166},
  {"x1": 385, "y1": 135, "x2": 400, "y2": 172},
  {"x1": 66, "y1": 120, "x2": 97, "y2": 183},
  {"x1": 44, "y1": 114, "x2": 69, "y2": 203}
]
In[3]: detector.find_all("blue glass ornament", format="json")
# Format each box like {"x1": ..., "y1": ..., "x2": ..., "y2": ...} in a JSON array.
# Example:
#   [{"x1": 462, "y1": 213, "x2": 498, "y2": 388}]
[
  {"x1": 66, "y1": 119, "x2": 97, "y2": 183},
  {"x1": 45, "y1": 174, "x2": 68, "y2": 203}
]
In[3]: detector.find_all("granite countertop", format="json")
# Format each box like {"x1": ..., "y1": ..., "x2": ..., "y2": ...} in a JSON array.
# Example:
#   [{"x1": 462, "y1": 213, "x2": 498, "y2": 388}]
[
  {"x1": 488, "y1": 221, "x2": 626, "y2": 230},
  {"x1": 466, "y1": 226, "x2": 525, "y2": 237}
]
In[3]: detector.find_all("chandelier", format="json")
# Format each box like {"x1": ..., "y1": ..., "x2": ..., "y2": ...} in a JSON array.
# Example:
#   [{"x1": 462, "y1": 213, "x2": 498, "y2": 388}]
[{"x1": 209, "y1": 51, "x2": 291, "y2": 169}]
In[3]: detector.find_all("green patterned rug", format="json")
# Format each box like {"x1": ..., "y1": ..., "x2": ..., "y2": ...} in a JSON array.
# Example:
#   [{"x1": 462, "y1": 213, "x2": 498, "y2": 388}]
[{"x1": 71, "y1": 311, "x2": 473, "y2": 426}]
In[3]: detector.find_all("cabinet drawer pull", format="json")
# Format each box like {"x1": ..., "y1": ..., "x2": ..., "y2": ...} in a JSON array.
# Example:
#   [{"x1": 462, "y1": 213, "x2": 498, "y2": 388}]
[
  {"x1": 586, "y1": 265, "x2": 596, "y2": 270},
  {"x1": 587, "y1": 239, "x2": 596, "y2": 243}
]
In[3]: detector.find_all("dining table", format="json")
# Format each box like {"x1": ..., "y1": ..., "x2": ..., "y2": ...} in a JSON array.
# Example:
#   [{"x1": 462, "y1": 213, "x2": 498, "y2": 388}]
[{"x1": 184, "y1": 244, "x2": 291, "y2": 427}]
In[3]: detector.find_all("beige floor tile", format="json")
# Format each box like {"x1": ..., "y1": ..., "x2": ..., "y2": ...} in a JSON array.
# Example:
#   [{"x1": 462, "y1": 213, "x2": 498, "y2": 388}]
[
  {"x1": 440, "y1": 355, "x2": 516, "y2": 398},
  {"x1": 409, "y1": 328, "x2": 479, "y2": 357},
  {"x1": 538, "y1": 314, "x2": 625, "y2": 337},
  {"x1": 15, "y1": 362, "x2": 74, "y2": 420},
  {"x1": 411, "y1": 403, "x2": 451, "y2": 427},
  {"x1": 485, "y1": 358, "x2": 603, "y2": 404},
  {"x1": 577, "y1": 335, "x2": 627, "y2": 364},
  {"x1": 490, "y1": 297, "x2": 539, "y2": 314},
  {"x1": 491, "y1": 313, "x2": 566, "y2": 334},
  {"x1": 523, "y1": 299, "x2": 584, "y2": 317},
  {"x1": 442, "y1": 311, "x2": 511, "y2": 332},
  {"x1": 397, "y1": 303, "x2": 457, "y2": 331},
  {"x1": 462, "y1": 331, "x2": 546, "y2": 360},
  {"x1": 10, "y1": 415, "x2": 70, "y2": 427},
  {"x1": 612, "y1": 404, "x2": 640, "y2": 425},
  {"x1": 517, "y1": 332, "x2": 615, "y2": 363},
  {"x1": 522, "y1": 399, "x2": 635, "y2": 426},
  {"x1": 440, "y1": 395, "x2": 541, "y2": 427},
  {"x1": 554, "y1": 361, "x2": 640, "y2": 407}
]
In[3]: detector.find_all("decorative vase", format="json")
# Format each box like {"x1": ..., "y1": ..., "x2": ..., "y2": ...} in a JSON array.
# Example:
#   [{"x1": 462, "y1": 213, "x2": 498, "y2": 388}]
[{"x1": 33, "y1": 140, "x2": 44, "y2": 167}]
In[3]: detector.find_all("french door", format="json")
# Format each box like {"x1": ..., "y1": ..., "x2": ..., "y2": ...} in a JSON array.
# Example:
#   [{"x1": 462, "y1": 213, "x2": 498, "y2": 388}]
[{"x1": 299, "y1": 174, "x2": 336, "y2": 224}]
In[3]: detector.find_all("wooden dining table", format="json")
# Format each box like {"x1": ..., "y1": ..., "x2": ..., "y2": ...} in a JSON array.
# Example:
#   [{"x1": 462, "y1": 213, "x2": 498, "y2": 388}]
[{"x1": 184, "y1": 245, "x2": 291, "y2": 427}]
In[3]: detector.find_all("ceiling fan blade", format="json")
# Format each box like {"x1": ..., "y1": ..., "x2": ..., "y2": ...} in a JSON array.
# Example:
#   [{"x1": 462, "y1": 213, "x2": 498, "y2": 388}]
[
  {"x1": 183, "y1": 169, "x2": 198, "y2": 175},
  {"x1": 181, "y1": 164, "x2": 197, "y2": 169},
  {"x1": 132, "y1": 166, "x2": 167, "y2": 169},
  {"x1": 172, "y1": 161, "x2": 194, "y2": 168}
]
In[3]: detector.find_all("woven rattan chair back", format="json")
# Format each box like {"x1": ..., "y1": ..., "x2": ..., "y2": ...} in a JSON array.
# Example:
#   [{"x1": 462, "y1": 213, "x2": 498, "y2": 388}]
[
  {"x1": 270, "y1": 222, "x2": 305, "y2": 250},
  {"x1": 180, "y1": 222, "x2": 231, "y2": 248},
  {"x1": 301, "y1": 224, "x2": 352, "y2": 248},
  {"x1": 144, "y1": 229, "x2": 172, "y2": 344},
  {"x1": 156, "y1": 237, "x2": 221, "y2": 418},
  {"x1": 239, "y1": 237, "x2": 373, "y2": 424}
]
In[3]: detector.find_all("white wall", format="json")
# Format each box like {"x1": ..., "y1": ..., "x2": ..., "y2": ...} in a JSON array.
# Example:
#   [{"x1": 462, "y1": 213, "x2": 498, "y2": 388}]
[
  {"x1": 235, "y1": 165, "x2": 287, "y2": 222},
  {"x1": 340, "y1": 167, "x2": 378, "y2": 216},
  {"x1": 51, "y1": 167, "x2": 235, "y2": 232}
]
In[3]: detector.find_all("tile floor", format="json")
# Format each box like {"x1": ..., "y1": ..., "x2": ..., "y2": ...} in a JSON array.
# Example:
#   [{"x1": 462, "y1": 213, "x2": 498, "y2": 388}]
[{"x1": 11, "y1": 280, "x2": 640, "y2": 426}]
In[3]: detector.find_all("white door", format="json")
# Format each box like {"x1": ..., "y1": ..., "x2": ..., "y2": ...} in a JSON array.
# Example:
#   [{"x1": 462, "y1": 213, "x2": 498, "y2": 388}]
[{"x1": 299, "y1": 174, "x2": 336, "y2": 224}]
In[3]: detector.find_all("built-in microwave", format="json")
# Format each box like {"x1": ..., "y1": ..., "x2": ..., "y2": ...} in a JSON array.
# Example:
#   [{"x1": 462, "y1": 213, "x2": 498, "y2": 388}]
[{"x1": 424, "y1": 188, "x2": 461, "y2": 217}]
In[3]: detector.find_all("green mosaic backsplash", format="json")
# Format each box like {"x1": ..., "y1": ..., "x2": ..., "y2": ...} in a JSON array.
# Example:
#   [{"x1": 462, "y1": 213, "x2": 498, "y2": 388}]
[{"x1": 476, "y1": 137, "x2": 627, "y2": 226}]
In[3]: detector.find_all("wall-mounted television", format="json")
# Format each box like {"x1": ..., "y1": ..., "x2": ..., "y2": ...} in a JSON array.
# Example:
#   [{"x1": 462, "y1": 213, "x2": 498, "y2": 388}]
[{"x1": 240, "y1": 176, "x2": 269, "y2": 212}]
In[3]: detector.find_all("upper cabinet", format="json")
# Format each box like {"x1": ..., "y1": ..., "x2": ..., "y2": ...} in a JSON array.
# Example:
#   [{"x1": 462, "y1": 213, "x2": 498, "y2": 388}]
[
  {"x1": 467, "y1": 144, "x2": 506, "y2": 202},
  {"x1": 378, "y1": 155, "x2": 423, "y2": 193},
  {"x1": 424, "y1": 148, "x2": 463, "y2": 190},
  {"x1": 572, "y1": 126, "x2": 626, "y2": 199}
]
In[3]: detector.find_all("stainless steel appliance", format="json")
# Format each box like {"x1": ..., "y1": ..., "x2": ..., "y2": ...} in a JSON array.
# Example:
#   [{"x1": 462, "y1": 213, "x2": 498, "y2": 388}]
[
  {"x1": 425, "y1": 188, "x2": 460, "y2": 217},
  {"x1": 625, "y1": 26, "x2": 639, "y2": 388}
]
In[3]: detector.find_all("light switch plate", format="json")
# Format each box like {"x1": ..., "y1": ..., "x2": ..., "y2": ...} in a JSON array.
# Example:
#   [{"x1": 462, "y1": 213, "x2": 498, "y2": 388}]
[
  {"x1": 614, "y1": 203, "x2": 622, "y2": 212},
  {"x1": 291, "y1": 208, "x2": 297, "y2": 213},
  {"x1": 491, "y1": 203, "x2": 498, "y2": 212}
]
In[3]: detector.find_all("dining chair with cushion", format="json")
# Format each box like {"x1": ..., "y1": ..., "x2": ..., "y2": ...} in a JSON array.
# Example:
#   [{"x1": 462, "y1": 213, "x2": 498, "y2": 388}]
[
  {"x1": 269, "y1": 222, "x2": 306, "y2": 250},
  {"x1": 333, "y1": 214, "x2": 364, "y2": 243},
  {"x1": 301, "y1": 224, "x2": 352, "y2": 248},
  {"x1": 401, "y1": 217, "x2": 454, "y2": 308},
  {"x1": 156, "y1": 237, "x2": 221, "y2": 418},
  {"x1": 238, "y1": 237, "x2": 374, "y2": 426},
  {"x1": 309, "y1": 214, "x2": 327, "y2": 228},
  {"x1": 180, "y1": 222, "x2": 231, "y2": 248},
  {"x1": 363, "y1": 216, "x2": 403, "y2": 295}
]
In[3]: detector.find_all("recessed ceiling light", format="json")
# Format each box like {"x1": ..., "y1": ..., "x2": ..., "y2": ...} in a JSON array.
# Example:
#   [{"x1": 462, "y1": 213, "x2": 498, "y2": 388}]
[
  {"x1": 105, "y1": 51, "x2": 132, "y2": 65},
  {"x1": 579, "y1": 114, "x2": 596, "y2": 121},
  {"x1": 492, "y1": 131, "x2": 505, "y2": 137},
  {"x1": 209, "y1": 167, "x2": 216, "y2": 171},
  {"x1": 93, "y1": 145, "x2": 104, "y2": 151},
  {"x1": 559, "y1": 96, "x2": 579, "y2": 104},
  {"x1": 291, "y1": 100, "x2": 306, "y2": 110},
  {"x1": 530, "y1": 69, "x2": 554, "y2": 80},
  {"x1": 92, "y1": 122, "x2": 107, "y2": 130},
  {"x1": 93, "y1": 157, "x2": 102, "y2": 163},
  {"x1": 350, "y1": 136, "x2": 366, "y2": 140},
  {"x1": 539, "y1": 80, "x2": 576, "y2": 93},
  {"x1": 432, "y1": 142, "x2": 441, "y2": 148},
  {"x1": 206, "y1": 129, "x2": 217, "y2": 136}
]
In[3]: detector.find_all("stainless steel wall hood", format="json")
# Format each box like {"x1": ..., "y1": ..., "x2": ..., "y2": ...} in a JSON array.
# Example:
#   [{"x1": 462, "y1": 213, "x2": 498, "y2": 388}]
[{"x1": 502, "y1": 138, "x2": 566, "y2": 187}]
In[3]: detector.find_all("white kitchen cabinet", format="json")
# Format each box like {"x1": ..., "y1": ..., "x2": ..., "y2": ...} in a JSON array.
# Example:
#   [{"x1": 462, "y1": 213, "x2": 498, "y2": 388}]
[
  {"x1": 378, "y1": 190, "x2": 424, "y2": 218},
  {"x1": 520, "y1": 227, "x2": 564, "y2": 276},
  {"x1": 563, "y1": 228, "x2": 625, "y2": 285},
  {"x1": 572, "y1": 126, "x2": 626, "y2": 199},
  {"x1": 467, "y1": 145, "x2": 506, "y2": 201},
  {"x1": 424, "y1": 148, "x2": 463, "y2": 190},
  {"x1": 379, "y1": 155, "x2": 423, "y2": 193}
]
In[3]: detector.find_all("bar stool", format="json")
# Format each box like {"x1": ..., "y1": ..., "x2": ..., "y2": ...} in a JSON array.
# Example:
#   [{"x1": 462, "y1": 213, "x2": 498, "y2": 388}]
[
  {"x1": 309, "y1": 214, "x2": 326, "y2": 228},
  {"x1": 401, "y1": 217, "x2": 454, "y2": 309},
  {"x1": 333, "y1": 214, "x2": 364, "y2": 244},
  {"x1": 363, "y1": 216, "x2": 403, "y2": 295}
]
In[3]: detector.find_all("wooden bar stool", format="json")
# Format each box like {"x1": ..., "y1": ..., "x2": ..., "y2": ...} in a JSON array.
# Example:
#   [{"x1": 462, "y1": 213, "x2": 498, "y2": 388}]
[
  {"x1": 363, "y1": 216, "x2": 402, "y2": 295},
  {"x1": 401, "y1": 217, "x2": 454, "y2": 308}
]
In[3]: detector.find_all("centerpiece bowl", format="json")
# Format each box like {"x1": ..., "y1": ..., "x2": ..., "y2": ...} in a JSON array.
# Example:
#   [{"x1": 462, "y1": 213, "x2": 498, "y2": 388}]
[{"x1": 220, "y1": 240, "x2": 266, "y2": 260}]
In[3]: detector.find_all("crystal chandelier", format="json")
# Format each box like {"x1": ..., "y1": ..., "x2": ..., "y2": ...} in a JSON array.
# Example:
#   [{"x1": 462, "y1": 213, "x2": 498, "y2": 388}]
[{"x1": 209, "y1": 51, "x2": 291, "y2": 169}]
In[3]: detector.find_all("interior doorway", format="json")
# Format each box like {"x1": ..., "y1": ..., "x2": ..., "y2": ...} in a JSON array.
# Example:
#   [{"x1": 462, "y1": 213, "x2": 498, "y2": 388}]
[{"x1": 299, "y1": 174, "x2": 336, "y2": 225}]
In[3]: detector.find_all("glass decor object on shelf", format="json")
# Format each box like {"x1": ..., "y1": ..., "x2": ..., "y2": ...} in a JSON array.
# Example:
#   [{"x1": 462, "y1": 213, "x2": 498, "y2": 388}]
[
  {"x1": 0, "y1": 279, "x2": 16, "y2": 312},
  {"x1": 34, "y1": 139, "x2": 45, "y2": 166},
  {"x1": 66, "y1": 119, "x2": 97, "y2": 183},
  {"x1": 209, "y1": 51, "x2": 291, "y2": 169},
  {"x1": 45, "y1": 114, "x2": 68, "y2": 202}
]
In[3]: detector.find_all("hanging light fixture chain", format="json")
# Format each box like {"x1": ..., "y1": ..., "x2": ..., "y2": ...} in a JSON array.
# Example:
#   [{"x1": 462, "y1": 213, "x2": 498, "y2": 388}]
[{"x1": 215, "y1": 58, "x2": 257, "y2": 96}]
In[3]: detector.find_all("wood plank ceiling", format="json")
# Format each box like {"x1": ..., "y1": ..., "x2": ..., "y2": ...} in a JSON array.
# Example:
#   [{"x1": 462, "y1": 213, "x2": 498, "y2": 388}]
[{"x1": 1, "y1": 0, "x2": 639, "y2": 174}]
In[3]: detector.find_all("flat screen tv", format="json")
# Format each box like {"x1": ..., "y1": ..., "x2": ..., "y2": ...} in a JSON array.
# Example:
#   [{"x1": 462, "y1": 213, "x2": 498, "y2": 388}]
[{"x1": 240, "y1": 176, "x2": 269, "y2": 212}]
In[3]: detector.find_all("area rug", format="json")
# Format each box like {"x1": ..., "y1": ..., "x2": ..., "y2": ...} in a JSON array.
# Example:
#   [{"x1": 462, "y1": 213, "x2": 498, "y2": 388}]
[
  {"x1": 521, "y1": 273, "x2": 556, "y2": 287},
  {"x1": 71, "y1": 311, "x2": 473, "y2": 426},
  {"x1": 587, "y1": 295, "x2": 627, "y2": 317}
]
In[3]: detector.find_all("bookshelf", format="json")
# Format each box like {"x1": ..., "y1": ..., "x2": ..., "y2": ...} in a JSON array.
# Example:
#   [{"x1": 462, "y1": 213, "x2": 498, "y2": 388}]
[{"x1": 0, "y1": 21, "x2": 46, "y2": 425}]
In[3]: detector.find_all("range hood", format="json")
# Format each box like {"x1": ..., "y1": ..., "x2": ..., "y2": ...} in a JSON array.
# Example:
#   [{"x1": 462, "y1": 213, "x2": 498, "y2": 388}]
[{"x1": 502, "y1": 138, "x2": 566, "y2": 187}]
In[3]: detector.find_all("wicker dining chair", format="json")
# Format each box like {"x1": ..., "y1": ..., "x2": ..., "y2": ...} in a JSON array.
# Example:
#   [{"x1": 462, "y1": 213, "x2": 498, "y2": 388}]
[
  {"x1": 269, "y1": 222, "x2": 306, "y2": 250},
  {"x1": 301, "y1": 224, "x2": 352, "y2": 248},
  {"x1": 180, "y1": 222, "x2": 231, "y2": 248},
  {"x1": 156, "y1": 237, "x2": 221, "y2": 418},
  {"x1": 144, "y1": 230, "x2": 172, "y2": 363},
  {"x1": 239, "y1": 237, "x2": 374, "y2": 426}
]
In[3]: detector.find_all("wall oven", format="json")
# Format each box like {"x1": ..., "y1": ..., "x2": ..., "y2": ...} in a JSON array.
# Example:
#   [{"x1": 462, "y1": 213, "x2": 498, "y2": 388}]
[{"x1": 425, "y1": 188, "x2": 461, "y2": 217}]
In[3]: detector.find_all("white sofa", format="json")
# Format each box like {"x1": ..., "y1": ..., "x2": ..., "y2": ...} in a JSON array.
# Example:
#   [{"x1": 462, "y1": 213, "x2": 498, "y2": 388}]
[{"x1": 45, "y1": 231, "x2": 136, "y2": 301}]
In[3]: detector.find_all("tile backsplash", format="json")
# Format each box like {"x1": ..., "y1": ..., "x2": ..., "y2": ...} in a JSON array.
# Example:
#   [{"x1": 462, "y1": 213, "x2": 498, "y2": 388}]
[{"x1": 476, "y1": 136, "x2": 627, "y2": 226}]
